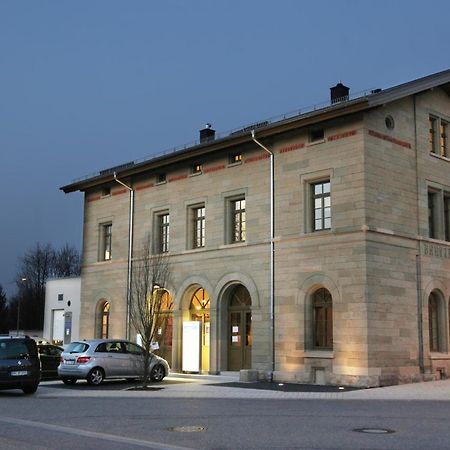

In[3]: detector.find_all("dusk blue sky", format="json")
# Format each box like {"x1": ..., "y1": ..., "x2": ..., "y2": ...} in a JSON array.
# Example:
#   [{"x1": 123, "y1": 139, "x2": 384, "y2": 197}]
[{"x1": 0, "y1": 1, "x2": 448, "y2": 296}]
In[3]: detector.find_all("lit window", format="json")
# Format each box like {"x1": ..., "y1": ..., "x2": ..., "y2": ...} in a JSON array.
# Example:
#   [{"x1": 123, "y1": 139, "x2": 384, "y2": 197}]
[
  {"x1": 158, "y1": 213, "x2": 170, "y2": 253},
  {"x1": 229, "y1": 153, "x2": 242, "y2": 164},
  {"x1": 231, "y1": 198, "x2": 246, "y2": 243},
  {"x1": 101, "y1": 223, "x2": 112, "y2": 261},
  {"x1": 101, "y1": 302, "x2": 110, "y2": 339},
  {"x1": 192, "y1": 163, "x2": 203, "y2": 175},
  {"x1": 312, "y1": 181, "x2": 331, "y2": 231},
  {"x1": 193, "y1": 206, "x2": 205, "y2": 248}
]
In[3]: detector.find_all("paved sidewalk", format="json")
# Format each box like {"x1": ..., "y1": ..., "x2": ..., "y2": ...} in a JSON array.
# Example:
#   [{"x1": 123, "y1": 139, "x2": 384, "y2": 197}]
[{"x1": 38, "y1": 373, "x2": 450, "y2": 401}]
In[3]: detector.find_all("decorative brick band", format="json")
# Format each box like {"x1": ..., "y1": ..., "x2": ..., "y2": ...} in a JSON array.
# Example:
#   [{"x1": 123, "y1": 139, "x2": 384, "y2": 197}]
[
  {"x1": 279, "y1": 142, "x2": 305, "y2": 153},
  {"x1": 327, "y1": 129, "x2": 357, "y2": 142},
  {"x1": 204, "y1": 164, "x2": 226, "y2": 174},
  {"x1": 245, "y1": 153, "x2": 270, "y2": 164},
  {"x1": 112, "y1": 188, "x2": 128, "y2": 196},
  {"x1": 168, "y1": 174, "x2": 188, "y2": 183},
  {"x1": 135, "y1": 182, "x2": 154, "y2": 191},
  {"x1": 87, "y1": 195, "x2": 101, "y2": 203},
  {"x1": 368, "y1": 129, "x2": 411, "y2": 149}
]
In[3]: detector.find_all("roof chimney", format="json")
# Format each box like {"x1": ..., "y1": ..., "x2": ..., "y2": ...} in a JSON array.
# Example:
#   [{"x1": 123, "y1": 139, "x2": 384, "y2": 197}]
[
  {"x1": 199, "y1": 123, "x2": 215, "y2": 143},
  {"x1": 330, "y1": 82, "x2": 350, "y2": 104}
]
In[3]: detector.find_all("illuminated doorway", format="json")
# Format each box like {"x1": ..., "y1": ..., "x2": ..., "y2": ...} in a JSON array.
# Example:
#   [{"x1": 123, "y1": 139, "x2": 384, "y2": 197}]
[
  {"x1": 189, "y1": 288, "x2": 210, "y2": 372},
  {"x1": 228, "y1": 285, "x2": 252, "y2": 370}
]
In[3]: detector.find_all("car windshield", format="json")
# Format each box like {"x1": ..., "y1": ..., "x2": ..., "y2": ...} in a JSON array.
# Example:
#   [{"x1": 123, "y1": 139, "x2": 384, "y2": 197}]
[
  {"x1": 65, "y1": 342, "x2": 89, "y2": 354},
  {"x1": 0, "y1": 341, "x2": 36, "y2": 360}
]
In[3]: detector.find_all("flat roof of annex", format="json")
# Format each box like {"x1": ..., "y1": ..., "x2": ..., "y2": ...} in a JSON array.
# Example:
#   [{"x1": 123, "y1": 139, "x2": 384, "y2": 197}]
[{"x1": 61, "y1": 68, "x2": 450, "y2": 194}]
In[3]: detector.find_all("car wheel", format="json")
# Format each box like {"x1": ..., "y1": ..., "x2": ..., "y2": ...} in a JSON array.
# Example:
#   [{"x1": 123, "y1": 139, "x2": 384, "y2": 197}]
[
  {"x1": 150, "y1": 364, "x2": 165, "y2": 382},
  {"x1": 62, "y1": 378, "x2": 77, "y2": 385},
  {"x1": 87, "y1": 367, "x2": 105, "y2": 386},
  {"x1": 22, "y1": 384, "x2": 38, "y2": 395}
]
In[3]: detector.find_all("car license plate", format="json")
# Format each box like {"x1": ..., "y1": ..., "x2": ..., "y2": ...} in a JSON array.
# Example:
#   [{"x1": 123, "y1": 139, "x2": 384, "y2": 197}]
[
  {"x1": 11, "y1": 370, "x2": 28, "y2": 376},
  {"x1": 65, "y1": 360, "x2": 75, "y2": 365}
]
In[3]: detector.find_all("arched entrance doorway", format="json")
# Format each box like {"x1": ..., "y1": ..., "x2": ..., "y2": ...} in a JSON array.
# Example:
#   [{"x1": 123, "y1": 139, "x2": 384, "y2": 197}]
[
  {"x1": 189, "y1": 287, "x2": 210, "y2": 372},
  {"x1": 228, "y1": 285, "x2": 252, "y2": 370},
  {"x1": 154, "y1": 289, "x2": 173, "y2": 364}
]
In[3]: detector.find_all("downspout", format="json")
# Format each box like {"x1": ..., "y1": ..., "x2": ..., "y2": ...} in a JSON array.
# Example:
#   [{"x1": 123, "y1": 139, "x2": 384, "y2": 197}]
[
  {"x1": 251, "y1": 130, "x2": 275, "y2": 377},
  {"x1": 113, "y1": 172, "x2": 134, "y2": 341},
  {"x1": 412, "y1": 96, "x2": 425, "y2": 374}
]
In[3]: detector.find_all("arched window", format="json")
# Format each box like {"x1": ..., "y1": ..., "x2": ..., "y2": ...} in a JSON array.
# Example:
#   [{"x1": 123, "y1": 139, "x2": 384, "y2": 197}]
[
  {"x1": 101, "y1": 302, "x2": 110, "y2": 339},
  {"x1": 429, "y1": 292, "x2": 441, "y2": 352},
  {"x1": 312, "y1": 288, "x2": 333, "y2": 349}
]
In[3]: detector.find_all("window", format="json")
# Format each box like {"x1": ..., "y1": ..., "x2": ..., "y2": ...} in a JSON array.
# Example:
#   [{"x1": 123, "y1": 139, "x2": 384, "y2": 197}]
[
  {"x1": 309, "y1": 128, "x2": 324, "y2": 143},
  {"x1": 428, "y1": 191, "x2": 438, "y2": 239},
  {"x1": 57, "y1": 294, "x2": 64, "y2": 302},
  {"x1": 312, "y1": 288, "x2": 333, "y2": 349},
  {"x1": 427, "y1": 187, "x2": 450, "y2": 242},
  {"x1": 229, "y1": 152, "x2": 242, "y2": 164},
  {"x1": 100, "y1": 223, "x2": 112, "y2": 261},
  {"x1": 429, "y1": 115, "x2": 449, "y2": 157},
  {"x1": 231, "y1": 198, "x2": 246, "y2": 243},
  {"x1": 101, "y1": 186, "x2": 111, "y2": 197},
  {"x1": 157, "y1": 213, "x2": 170, "y2": 253},
  {"x1": 445, "y1": 195, "x2": 450, "y2": 242},
  {"x1": 157, "y1": 173, "x2": 166, "y2": 184},
  {"x1": 101, "y1": 302, "x2": 110, "y2": 339},
  {"x1": 192, "y1": 163, "x2": 203, "y2": 175},
  {"x1": 193, "y1": 206, "x2": 206, "y2": 248},
  {"x1": 312, "y1": 181, "x2": 331, "y2": 231},
  {"x1": 428, "y1": 292, "x2": 445, "y2": 352}
]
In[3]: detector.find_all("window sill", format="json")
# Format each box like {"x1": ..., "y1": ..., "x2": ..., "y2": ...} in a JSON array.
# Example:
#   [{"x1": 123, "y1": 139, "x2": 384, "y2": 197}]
[
  {"x1": 430, "y1": 352, "x2": 450, "y2": 360},
  {"x1": 219, "y1": 241, "x2": 247, "y2": 249},
  {"x1": 227, "y1": 162, "x2": 243, "y2": 168},
  {"x1": 189, "y1": 172, "x2": 202, "y2": 177},
  {"x1": 304, "y1": 350, "x2": 334, "y2": 359},
  {"x1": 155, "y1": 181, "x2": 167, "y2": 186},
  {"x1": 429, "y1": 152, "x2": 450, "y2": 162},
  {"x1": 306, "y1": 139, "x2": 326, "y2": 147}
]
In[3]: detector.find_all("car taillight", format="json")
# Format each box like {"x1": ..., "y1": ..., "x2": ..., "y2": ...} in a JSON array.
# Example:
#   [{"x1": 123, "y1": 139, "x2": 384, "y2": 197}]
[{"x1": 76, "y1": 356, "x2": 91, "y2": 364}]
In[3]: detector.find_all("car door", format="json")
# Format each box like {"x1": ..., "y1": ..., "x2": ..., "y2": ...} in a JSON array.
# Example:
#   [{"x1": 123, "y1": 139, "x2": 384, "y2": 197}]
[
  {"x1": 103, "y1": 341, "x2": 129, "y2": 377},
  {"x1": 123, "y1": 342, "x2": 144, "y2": 377}
]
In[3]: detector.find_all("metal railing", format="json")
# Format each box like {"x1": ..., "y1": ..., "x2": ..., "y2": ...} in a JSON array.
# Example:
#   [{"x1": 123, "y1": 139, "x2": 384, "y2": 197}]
[{"x1": 71, "y1": 87, "x2": 377, "y2": 184}]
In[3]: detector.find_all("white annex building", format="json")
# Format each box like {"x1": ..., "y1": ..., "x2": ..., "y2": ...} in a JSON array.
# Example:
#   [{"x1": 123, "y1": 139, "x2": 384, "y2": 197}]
[{"x1": 43, "y1": 277, "x2": 81, "y2": 345}]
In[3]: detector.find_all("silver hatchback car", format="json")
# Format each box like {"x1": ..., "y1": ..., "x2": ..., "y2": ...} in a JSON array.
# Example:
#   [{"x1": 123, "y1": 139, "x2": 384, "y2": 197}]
[{"x1": 58, "y1": 339, "x2": 169, "y2": 386}]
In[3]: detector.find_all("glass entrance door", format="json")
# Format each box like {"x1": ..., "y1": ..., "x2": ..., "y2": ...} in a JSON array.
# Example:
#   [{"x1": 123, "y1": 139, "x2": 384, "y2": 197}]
[{"x1": 189, "y1": 288, "x2": 210, "y2": 372}]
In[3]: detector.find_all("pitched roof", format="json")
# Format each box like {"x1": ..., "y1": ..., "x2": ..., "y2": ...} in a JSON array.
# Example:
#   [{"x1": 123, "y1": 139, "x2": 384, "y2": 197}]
[{"x1": 61, "y1": 68, "x2": 450, "y2": 193}]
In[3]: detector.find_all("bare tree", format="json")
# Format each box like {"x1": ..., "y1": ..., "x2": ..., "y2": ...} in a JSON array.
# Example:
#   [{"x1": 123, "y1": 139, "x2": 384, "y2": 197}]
[
  {"x1": 0, "y1": 285, "x2": 9, "y2": 334},
  {"x1": 52, "y1": 244, "x2": 81, "y2": 278},
  {"x1": 129, "y1": 238, "x2": 171, "y2": 388},
  {"x1": 15, "y1": 243, "x2": 81, "y2": 330}
]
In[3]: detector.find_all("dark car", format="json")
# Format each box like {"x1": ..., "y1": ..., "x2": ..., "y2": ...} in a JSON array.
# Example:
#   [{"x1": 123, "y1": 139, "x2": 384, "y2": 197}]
[
  {"x1": 0, "y1": 336, "x2": 40, "y2": 394},
  {"x1": 37, "y1": 343, "x2": 63, "y2": 380}
]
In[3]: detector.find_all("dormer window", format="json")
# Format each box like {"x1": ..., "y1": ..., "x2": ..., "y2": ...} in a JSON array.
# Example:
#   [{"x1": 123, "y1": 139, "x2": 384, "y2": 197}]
[{"x1": 229, "y1": 152, "x2": 242, "y2": 165}]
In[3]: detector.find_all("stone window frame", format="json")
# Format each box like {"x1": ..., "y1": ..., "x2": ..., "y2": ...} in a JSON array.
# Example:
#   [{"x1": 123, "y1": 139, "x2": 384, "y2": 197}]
[
  {"x1": 427, "y1": 181, "x2": 450, "y2": 242},
  {"x1": 222, "y1": 188, "x2": 248, "y2": 245},
  {"x1": 186, "y1": 201, "x2": 206, "y2": 250},
  {"x1": 429, "y1": 114, "x2": 449, "y2": 159},
  {"x1": 301, "y1": 169, "x2": 334, "y2": 234},
  {"x1": 98, "y1": 221, "x2": 113, "y2": 261},
  {"x1": 428, "y1": 290, "x2": 448, "y2": 354},
  {"x1": 153, "y1": 210, "x2": 170, "y2": 254}
]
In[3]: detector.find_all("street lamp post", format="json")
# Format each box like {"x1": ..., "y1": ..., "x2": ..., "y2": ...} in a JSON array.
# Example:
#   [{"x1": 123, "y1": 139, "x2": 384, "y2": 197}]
[{"x1": 16, "y1": 277, "x2": 27, "y2": 336}]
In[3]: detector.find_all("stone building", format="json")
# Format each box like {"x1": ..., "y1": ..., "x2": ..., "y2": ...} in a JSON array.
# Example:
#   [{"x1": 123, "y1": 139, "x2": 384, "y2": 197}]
[{"x1": 62, "y1": 69, "x2": 450, "y2": 387}]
